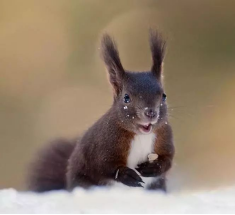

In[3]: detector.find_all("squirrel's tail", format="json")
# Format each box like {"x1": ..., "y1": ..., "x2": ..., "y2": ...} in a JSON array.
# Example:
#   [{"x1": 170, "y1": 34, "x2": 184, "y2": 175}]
[{"x1": 27, "y1": 138, "x2": 76, "y2": 192}]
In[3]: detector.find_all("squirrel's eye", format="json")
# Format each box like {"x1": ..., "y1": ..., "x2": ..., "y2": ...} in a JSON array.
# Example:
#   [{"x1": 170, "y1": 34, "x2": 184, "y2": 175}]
[
  {"x1": 124, "y1": 94, "x2": 131, "y2": 103},
  {"x1": 162, "y1": 93, "x2": 167, "y2": 102}
]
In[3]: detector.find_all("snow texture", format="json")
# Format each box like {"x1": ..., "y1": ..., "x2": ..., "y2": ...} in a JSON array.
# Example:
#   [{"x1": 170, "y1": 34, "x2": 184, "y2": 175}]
[{"x1": 0, "y1": 186, "x2": 235, "y2": 213}]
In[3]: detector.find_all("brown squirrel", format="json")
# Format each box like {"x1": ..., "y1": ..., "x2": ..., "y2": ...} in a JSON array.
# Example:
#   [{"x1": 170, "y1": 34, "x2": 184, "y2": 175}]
[{"x1": 27, "y1": 30, "x2": 174, "y2": 192}]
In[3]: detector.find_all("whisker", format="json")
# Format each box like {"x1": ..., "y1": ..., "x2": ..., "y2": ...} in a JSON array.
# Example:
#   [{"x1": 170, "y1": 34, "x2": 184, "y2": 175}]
[
  {"x1": 167, "y1": 114, "x2": 186, "y2": 122},
  {"x1": 167, "y1": 104, "x2": 216, "y2": 110}
]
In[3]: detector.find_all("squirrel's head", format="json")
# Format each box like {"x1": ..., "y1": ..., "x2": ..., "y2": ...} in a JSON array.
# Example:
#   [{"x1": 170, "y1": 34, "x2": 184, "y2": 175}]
[{"x1": 101, "y1": 30, "x2": 167, "y2": 135}]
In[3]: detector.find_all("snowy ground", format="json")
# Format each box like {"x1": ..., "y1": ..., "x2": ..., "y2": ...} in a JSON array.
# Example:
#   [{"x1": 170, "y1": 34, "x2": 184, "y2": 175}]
[{"x1": 0, "y1": 186, "x2": 235, "y2": 213}]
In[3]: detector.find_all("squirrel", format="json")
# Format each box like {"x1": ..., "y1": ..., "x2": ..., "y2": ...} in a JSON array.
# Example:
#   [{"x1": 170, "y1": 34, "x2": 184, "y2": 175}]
[{"x1": 27, "y1": 29, "x2": 175, "y2": 192}]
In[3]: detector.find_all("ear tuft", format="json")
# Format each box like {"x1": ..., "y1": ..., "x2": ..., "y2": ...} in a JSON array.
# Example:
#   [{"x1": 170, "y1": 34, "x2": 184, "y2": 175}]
[
  {"x1": 149, "y1": 29, "x2": 166, "y2": 80},
  {"x1": 101, "y1": 33, "x2": 125, "y2": 96}
]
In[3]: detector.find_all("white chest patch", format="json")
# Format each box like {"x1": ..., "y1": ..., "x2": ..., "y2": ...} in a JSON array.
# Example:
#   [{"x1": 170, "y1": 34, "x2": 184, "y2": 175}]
[
  {"x1": 127, "y1": 133, "x2": 156, "y2": 169},
  {"x1": 126, "y1": 133, "x2": 157, "y2": 188},
  {"x1": 110, "y1": 133, "x2": 159, "y2": 189}
]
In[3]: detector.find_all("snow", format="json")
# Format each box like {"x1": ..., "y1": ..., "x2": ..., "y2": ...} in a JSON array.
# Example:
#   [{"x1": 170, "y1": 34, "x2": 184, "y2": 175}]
[{"x1": 0, "y1": 186, "x2": 235, "y2": 213}]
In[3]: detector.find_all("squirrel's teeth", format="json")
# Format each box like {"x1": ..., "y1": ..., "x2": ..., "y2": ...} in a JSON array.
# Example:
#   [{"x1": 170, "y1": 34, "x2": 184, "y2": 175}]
[
  {"x1": 142, "y1": 123, "x2": 150, "y2": 127},
  {"x1": 139, "y1": 123, "x2": 152, "y2": 134},
  {"x1": 143, "y1": 123, "x2": 151, "y2": 129}
]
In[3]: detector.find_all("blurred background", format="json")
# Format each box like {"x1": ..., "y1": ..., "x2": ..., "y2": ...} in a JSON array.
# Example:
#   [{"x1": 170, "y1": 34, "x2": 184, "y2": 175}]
[{"x1": 0, "y1": 0, "x2": 235, "y2": 192}]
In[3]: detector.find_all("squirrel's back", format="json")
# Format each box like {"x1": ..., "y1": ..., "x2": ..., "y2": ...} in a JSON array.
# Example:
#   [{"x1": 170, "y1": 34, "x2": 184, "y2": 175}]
[{"x1": 27, "y1": 138, "x2": 76, "y2": 192}]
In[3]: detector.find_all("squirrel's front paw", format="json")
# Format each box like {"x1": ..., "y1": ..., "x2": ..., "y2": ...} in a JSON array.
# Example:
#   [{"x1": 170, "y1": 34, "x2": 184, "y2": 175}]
[
  {"x1": 135, "y1": 161, "x2": 162, "y2": 177},
  {"x1": 115, "y1": 167, "x2": 144, "y2": 187}
]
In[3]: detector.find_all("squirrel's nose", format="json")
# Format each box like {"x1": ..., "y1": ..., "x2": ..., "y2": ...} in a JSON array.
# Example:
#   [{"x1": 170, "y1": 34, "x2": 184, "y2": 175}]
[{"x1": 144, "y1": 109, "x2": 157, "y2": 119}]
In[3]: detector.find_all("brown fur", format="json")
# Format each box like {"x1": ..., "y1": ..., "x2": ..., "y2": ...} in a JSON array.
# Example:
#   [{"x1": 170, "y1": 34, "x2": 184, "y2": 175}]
[
  {"x1": 27, "y1": 29, "x2": 174, "y2": 192},
  {"x1": 27, "y1": 138, "x2": 76, "y2": 192},
  {"x1": 66, "y1": 109, "x2": 135, "y2": 189}
]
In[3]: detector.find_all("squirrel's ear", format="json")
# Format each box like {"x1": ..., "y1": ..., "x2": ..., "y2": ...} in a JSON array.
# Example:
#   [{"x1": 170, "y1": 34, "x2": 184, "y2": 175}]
[
  {"x1": 101, "y1": 34, "x2": 125, "y2": 96},
  {"x1": 149, "y1": 29, "x2": 166, "y2": 81}
]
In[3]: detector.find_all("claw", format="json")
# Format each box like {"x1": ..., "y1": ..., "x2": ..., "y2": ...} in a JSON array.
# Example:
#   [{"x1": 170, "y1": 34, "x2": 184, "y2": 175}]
[{"x1": 137, "y1": 162, "x2": 148, "y2": 168}]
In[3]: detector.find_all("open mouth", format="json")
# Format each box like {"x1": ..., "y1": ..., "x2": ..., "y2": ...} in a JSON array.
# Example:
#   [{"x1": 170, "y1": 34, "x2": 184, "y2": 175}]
[{"x1": 138, "y1": 123, "x2": 153, "y2": 134}]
